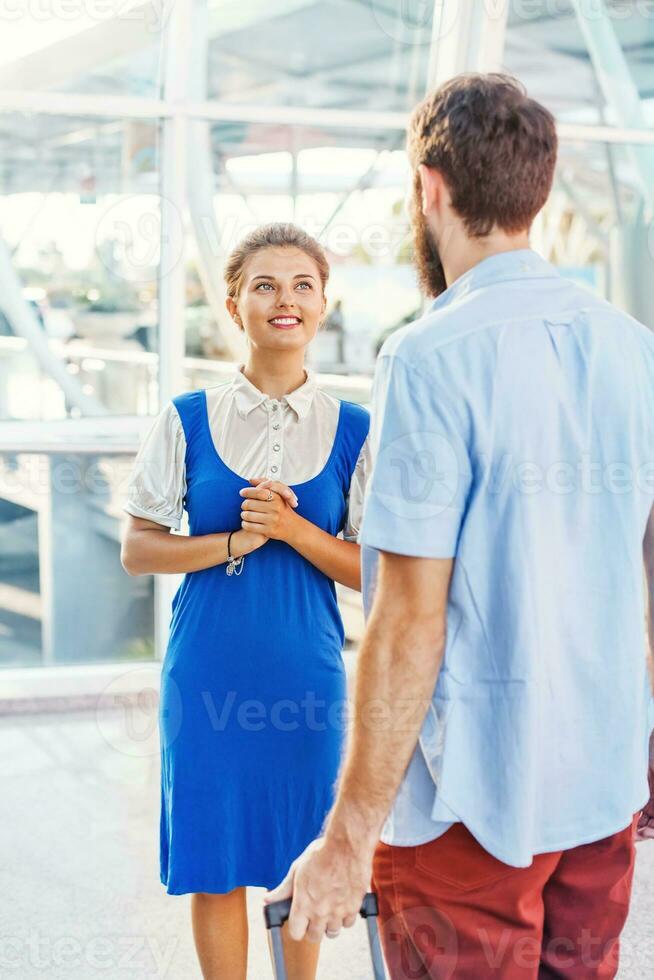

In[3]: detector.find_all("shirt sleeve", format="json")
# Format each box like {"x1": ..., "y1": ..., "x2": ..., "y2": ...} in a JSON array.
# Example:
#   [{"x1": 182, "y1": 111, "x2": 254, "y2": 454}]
[
  {"x1": 342, "y1": 432, "x2": 372, "y2": 542},
  {"x1": 359, "y1": 352, "x2": 472, "y2": 558},
  {"x1": 123, "y1": 402, "x2": 186, "y2": 530}
]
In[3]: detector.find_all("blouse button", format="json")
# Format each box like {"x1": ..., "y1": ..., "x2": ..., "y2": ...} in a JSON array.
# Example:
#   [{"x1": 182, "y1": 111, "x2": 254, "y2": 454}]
[
  {"x1": 272, "y1": 423, "x2": 280, "y2": 430},
  {"x1": 271, "y1": 403, "x2": 278, "y2": 411},
  {"x1": 273, "y1": 443, "x2": 280, "y2": 452},
  {"x1": 271, "y1": 465, "x2": 279, "y2": 473}
]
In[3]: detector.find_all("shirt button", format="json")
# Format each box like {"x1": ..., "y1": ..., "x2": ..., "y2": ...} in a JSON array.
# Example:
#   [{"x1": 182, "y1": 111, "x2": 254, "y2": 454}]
[
  {"x1": 272, "y1": 423, "x2": 280, "y2": 430},
  {"x1": 271, "y1": 465, "x2": 278, "y2": 473},
  {"x1": 273, "y1": 443, "x2": 280, "y2": 452},
  {"x1": 271, "y1": 402, "x2": 278, "y2": 411}
]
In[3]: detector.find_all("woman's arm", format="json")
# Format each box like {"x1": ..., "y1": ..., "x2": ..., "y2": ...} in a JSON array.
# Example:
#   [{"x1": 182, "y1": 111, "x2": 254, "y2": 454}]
[
  {"x1": 121, "y1": 515, "x2": 266, "y2": 576},
  {"x1": 286, "y1": 517, "x2": 362, "y2": 592},
  {"x1": 239, "y1": 480, "x2": 361, "y2": 591}
]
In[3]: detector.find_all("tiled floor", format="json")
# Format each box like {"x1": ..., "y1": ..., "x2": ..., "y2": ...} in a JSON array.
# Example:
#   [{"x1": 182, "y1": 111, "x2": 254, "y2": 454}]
[{"x1": 2, "y1": 706, "x2": 653, "y2": 979}]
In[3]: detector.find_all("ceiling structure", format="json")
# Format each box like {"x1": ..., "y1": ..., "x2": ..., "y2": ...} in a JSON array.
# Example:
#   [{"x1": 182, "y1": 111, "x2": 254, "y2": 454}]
[
  {"x1": 0, "y1": 0, "x2": 651, "y2": 196},
  {"x1": 0, "y1": 0, "x2": 652, "y2": 407}
]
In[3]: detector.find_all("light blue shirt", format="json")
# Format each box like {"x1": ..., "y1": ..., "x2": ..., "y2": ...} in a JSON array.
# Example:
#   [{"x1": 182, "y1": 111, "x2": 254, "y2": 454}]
[{"x1": 359, "y1": 248, "x2": 654, "y2": 866}]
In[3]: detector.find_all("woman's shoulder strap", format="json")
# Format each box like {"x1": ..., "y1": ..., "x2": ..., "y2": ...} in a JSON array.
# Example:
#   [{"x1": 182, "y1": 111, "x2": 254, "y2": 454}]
[
  {"x1": 340, "y1": 398, "x2": 370, "y2": 435},
  {"x1": 171, "y1": 389, "x2": 205, "y2": 444},
  {"x1": 337, "y1": 398, "x2": 370, "y2": 470}
]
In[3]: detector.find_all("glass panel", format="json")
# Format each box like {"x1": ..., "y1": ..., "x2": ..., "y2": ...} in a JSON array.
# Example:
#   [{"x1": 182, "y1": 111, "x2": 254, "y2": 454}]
[
  {"x1": 0, "y1": 112, "x2": 161, "y2": 420},
  {"x1": 0, "y1": 4, "x2": 164, "y2": 98},
  {"x1": 505, "y1": 1, "x2": 594, "y2": 121},
  {"x1": 206, "y1": 0, "x2": 436, "y2": 112},
  {"x1": 504, "y1": 0, "x2": 654, "y2": 126},
  {"x1": 0, "y1": 450, "x2": 155, "y2": 668},
  {"x1": 533, "y1": 139, "x2": 654, "y2": 327},
  {"x1": 181, "y1": 121, "x2": 654, "y2": 385},
  {"x1": 617, "y1": 5, "x2": 654, "y2": 94},
  {"x1": 185, "y1": 120, "x2": 420, "y2": 378}
]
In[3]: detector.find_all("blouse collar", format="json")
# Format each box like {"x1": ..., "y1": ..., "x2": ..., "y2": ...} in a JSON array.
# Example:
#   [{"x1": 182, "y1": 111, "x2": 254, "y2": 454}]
[{"x1": 231, "y1": 363, "x2": 318, "y2": 421}]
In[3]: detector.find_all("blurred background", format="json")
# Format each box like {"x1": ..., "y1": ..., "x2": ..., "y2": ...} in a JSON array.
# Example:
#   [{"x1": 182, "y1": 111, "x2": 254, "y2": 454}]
[
  {"x1": 1, "y1": 1, "x2": 654, "y2": 977},
  {"x1": 3, "y1": 0, "x2": 654, "y2": 677}
]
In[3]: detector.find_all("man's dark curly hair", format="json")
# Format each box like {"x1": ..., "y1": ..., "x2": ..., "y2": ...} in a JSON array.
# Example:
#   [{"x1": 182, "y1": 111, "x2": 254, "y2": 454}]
[{"x1": 407, "y1": 73, "x2": 558, "y2": 237}]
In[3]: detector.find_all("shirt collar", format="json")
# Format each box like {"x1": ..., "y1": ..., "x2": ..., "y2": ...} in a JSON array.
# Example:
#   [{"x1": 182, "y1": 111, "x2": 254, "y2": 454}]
[
  {"x1": 231, "y1": 363, "x2": 317, "y2": 421},
  {"x1": 428, "y1": 248, "x2": 559, "y2": 314}
]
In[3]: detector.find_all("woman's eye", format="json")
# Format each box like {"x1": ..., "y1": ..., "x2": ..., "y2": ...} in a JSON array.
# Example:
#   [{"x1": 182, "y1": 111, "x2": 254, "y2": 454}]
[{"x1": 254, "y1": 280, "x2": 311, "y2": 291}]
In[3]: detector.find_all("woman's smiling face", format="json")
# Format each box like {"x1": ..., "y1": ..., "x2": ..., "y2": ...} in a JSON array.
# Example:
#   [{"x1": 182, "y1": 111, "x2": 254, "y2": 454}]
[{"x1": 227, "y1": 246, "x2": 327, "y2": 352}]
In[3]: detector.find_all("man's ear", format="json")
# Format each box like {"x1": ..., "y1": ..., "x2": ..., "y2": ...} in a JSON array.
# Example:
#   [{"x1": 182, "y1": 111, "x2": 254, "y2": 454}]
[{"x1": 417, "y1": 163, "x2": 441, "y2": 215}]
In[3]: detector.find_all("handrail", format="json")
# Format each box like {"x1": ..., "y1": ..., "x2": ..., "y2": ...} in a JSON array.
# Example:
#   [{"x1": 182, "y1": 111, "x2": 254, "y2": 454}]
[{"x1": 0, "y1": 338, "x2": 372, "y2": 452}]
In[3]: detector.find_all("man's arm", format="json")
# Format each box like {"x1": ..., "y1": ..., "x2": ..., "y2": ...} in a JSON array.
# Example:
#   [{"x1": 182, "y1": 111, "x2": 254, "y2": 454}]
[
  {"x1": 263, "y1": 350, "x2": 468, "y2": 941},
  {"x1": 323, "y1": 549, "x2": 453, "y2": 853},
  {"x1": 638, "y1": 505, "x2": 654, "y2": 840},
  {"x1": 644, "y1": 505, "x2": 654, "y2": 693}
]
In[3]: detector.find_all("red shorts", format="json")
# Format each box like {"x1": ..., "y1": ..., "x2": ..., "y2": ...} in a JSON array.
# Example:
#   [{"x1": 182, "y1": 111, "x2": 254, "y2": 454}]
[{"x1": 371, "y1": 815, "x2": 639, "y2": 979}]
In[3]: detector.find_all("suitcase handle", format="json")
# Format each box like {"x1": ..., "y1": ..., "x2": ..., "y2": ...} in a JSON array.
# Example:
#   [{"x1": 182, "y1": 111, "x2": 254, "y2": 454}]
[
  {"x1": 264, "y1": 890, "x2": 379, "y2": 929},
  {"x1": 264, "y1": 891, "x2": 386, "y2": 979}
]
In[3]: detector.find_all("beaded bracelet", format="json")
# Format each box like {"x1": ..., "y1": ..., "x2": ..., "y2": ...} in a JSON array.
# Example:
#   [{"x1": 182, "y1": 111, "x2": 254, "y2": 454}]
[{"x1": 226, "y1": 530, "x2": 245, "y2": 577}]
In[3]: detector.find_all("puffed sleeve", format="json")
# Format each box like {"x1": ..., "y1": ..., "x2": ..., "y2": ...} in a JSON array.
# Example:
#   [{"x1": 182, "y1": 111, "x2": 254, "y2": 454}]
[
  {"x1": 123, "y1": 402, "x2": 186, "y2": 530},
  {"x1": 342, "y1": 432, "x2": 372, "y2": 542}
]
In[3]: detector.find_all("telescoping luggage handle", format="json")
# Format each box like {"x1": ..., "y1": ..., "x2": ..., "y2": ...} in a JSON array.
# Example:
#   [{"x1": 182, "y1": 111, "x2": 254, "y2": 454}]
[{"x1": 264, "y1": 891, "x2": 387, "y2": 980}]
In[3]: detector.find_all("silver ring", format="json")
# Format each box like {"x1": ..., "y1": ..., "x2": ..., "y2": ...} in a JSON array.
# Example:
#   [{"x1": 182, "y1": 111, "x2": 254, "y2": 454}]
[{"x1": 266, "y1": 490, "x2": 274, "y2": 501}]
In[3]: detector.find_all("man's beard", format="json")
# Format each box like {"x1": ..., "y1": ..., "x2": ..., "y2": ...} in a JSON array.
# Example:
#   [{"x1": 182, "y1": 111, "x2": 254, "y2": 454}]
[{"x1": 409, "y1": 175, "x2": 447, "y2": 299}]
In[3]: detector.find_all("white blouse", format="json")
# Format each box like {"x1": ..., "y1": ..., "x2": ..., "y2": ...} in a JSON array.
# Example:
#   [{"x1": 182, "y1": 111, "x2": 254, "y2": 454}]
[{"x1": 123, "y1": 363, "x2": 371, "y2": 541}]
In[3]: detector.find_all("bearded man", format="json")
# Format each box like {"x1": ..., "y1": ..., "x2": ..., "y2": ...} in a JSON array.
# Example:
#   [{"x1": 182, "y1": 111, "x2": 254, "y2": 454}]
[{"x1": 266, "y1": 73, "x2": 654, "y2": 980}]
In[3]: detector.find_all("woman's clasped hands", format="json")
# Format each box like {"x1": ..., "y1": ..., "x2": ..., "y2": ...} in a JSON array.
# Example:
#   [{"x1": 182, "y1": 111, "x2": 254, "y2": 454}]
[{"x1": 238, "y1": 477, "x2": 300, "y2": 547}]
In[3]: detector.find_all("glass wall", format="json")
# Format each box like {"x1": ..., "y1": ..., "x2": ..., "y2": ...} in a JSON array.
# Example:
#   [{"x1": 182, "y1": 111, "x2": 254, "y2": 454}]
[
  {"x1": 205, "y1": 0, "x2": 437, "y2": 112},
  {"x1": 0, "y1": 4, "x2": 165, "y2": 98},
  {"x1": 1, "y1": 0, "x2": 653, "y2": 669},
  {"x1": 185, "y1": 119, "x2": 419, "y2": 376},
  {"x1": 0, "y1": 112, "x2": 161, "y2": 421},
  {"x1": 0, "y1": 449, "x2": 153, "y2": 668}
]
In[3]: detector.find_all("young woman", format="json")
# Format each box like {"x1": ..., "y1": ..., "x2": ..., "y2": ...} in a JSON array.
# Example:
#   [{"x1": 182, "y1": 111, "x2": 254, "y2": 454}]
[{"x1": 121, "y1": 223, "x2": 370, "y2": 980}]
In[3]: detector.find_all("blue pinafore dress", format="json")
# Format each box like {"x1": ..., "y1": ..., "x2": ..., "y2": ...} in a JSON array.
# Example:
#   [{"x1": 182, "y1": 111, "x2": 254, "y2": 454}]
[{"x1": 158, "y1": 387, "x2": 370, "y2": 894}]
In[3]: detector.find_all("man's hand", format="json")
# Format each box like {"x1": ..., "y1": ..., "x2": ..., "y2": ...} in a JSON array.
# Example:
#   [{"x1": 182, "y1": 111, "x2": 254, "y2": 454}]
[
  {"x1": 636, "y1": 729, "x2": 654, "y2": 841},
  {"x1": 239, "y1": 478, "x2": 300, "y2": 542},
  {"x1": 262, "y1": 834, "x2": 373, "y2": 943}
]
